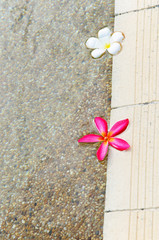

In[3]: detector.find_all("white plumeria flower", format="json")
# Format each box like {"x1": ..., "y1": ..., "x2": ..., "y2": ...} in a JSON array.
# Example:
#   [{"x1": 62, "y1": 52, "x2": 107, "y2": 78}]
[{"x1": 86, "y1": 27, "x2": 125, "y2": 58}]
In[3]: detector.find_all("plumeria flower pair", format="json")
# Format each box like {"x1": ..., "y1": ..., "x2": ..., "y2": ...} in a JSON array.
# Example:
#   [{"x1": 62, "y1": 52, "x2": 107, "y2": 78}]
[
  {"x1": 86, "y1": 27, "x2": 125, "y2": 58},
  {"x1": 78, "y1": 117, "x2": 130, "y2": 161}
]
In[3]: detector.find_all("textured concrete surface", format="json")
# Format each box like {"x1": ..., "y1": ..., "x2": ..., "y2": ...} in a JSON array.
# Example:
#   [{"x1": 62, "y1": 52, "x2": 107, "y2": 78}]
[
  {"x1": 104, "y1": 3, "x2": 159, "y2": 240},
  {"x1": 0, "y1": 0, "x2": 114, "y2": 239}
]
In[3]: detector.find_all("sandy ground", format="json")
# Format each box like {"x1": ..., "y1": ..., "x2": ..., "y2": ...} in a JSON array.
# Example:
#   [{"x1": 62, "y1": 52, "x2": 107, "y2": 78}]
[{"x1": 0, "y1": 0, "x2": 114, "y2": 239}]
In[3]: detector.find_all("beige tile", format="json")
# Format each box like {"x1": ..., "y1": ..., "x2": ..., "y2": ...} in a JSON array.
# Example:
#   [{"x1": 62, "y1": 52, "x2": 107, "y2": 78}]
[
  {"x1": 105, "y1": 106, "x2": 133, "y2": 211},
  {"x1": 103, "y1": 211, "x2": 129, "y2": 240},
  {"x1": 115, "y1": 0, "x2": 158, "y2": 14},
  {"x1": 112, "y1": 12, "x2": 137, "y2": 107},
  {"x1": 104, "y1": 209, "x2": 159, "y2": 240},
  {"x1": 112, "y1": 8, "x2": 159, "y2": 108},
  {"x1": 115, "y1": 0, "x2": 138, "y2": 14},
  {"x1": 104, "y1": 2, "x2": 159, "y2": 240},
  {"x1": 105, "y1": 104, "x2": 159, "y2": 211}
]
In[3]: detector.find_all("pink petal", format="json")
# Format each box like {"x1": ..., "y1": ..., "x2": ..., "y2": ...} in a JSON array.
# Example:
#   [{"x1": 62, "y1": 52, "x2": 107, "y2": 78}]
[
  {"x1": 78, "y1": 134, "x2": 104, "y2": 143},
  {"x1": 94, "y1": 117, "x2": 108, "y2": 137},
  {"x1": 109, "y1": 137, "x2": 130, "y2": 151},
  {"x1": 97, "y1": 142, "x2": 109, "y2": 161},
  {"x1": 108, "y1": 119, "x2": 129, "y2": 137}
]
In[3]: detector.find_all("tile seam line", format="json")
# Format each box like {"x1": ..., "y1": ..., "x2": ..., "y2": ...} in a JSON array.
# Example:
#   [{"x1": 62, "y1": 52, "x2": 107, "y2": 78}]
[
  {"x1": 111, "y1": 100, "x2": 159, "y2": 110},
  {"x1": 105, "y1": 206, "x2": 159, "y2": 213},
  {"x1": 114, "y1": 4, "x2": 159, "y2": 16}
]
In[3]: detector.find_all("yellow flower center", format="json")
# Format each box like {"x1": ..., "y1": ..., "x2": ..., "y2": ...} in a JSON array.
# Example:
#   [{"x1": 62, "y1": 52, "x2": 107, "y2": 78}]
[
  {"x1": 104, "y1": 136, "x2": 108, "y2": 142},
  {"x1": 104, "y1": 43, "x2": 111, "y2": 49}
]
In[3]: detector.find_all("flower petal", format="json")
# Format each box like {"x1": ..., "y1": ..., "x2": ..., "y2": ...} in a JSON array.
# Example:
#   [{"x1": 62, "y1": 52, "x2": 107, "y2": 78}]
[
  {"x1": 91, "y1": 49, "x2": 106, "y2": 58},
  {"x1": 97, "y1": 142, "x2": 109, "y2": 161},
  {"x1": 108, "y1": 119, "x2": 129, "y2": 137},
  {"x1": 86, "y1": 37, "x2": 103, "y2": 49},
  {"x1": 94, "y1": 117, "x2": 108, "y2": 137},
  {"x1": 110, "y1": 31, "x2": 125, "y2": 43},
  {"x1": 78, "y1": 134, "x2": 103, "y2": 143},
  {"x1": 99, "y1": 36, "x2": 110, "y2": 47},
  {"x1": 109, "y1": 137, "x2": 130, "y2": 151},
  {"x1": 107, "y1": 42, "x2": 122, "y2": 55},
  {"x1": 98, "y1": 27, "x2": 111, "y2": 38}
]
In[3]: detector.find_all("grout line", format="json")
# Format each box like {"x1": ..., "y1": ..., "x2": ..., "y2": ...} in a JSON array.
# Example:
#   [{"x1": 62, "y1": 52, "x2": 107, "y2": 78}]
[
  {"x1": 128, "y1": 106, "x2": 135, "y2": 239},
  {"x1": 111, "y1": 100, "x2": 159, "y2": 110},
  {"x1": 156, "y1": 8, "x2": 159, "y2": 100},
  {"x1": 105, "y1": 206, "x2": 159, "y2": 214},
  {"x1": 128, "y1": 211, "x2": 132, "y2": 240},
  {"x1": 141, "y1": 8, "x2": 145, "y2": 103},
  {"x1": 152, "y1": 211, "x2": 154, "y2": 240},
  {"x1": 115, "y1": 4, "x2": 159, "y2": 17},
  {"x1": 151, "y1": 105, "x2": 155, "y2": 240},
  {"x1": 135, "y1": 2, "x2": 139, "y2": 233},
  {"x1": 134, "y1": 10, "x2": 138, "y2": 104},
  {"x1": 136, "y1": 211, "x2": 139, "y2": 240},
  {"x1": 137, "y1": 106, "x2": 142, "y2": 208},
  {"x1": 144, "y1": 104, "x2": 149, "y2": 239},
  {"x1": 143, "y1": 211, "x2": 146, "y2": 239},
  {"x1": 152, "y1": 104, "x2": 156, "y2": 207},
  {"x1": 148, "y1": 9, "x2": 152, "y2": 102}
]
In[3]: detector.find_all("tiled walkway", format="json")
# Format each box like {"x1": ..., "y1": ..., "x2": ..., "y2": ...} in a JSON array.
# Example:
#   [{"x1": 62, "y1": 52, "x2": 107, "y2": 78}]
[{"x1": 104, "y1": 1, "x2": 159, "y2": 239}]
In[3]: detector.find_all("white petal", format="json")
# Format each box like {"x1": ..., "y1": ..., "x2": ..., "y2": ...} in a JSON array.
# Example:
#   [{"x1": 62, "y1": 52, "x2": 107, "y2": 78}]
[
  {"x1": 91, "y1": 49, "x2": 106, "y2": 58},
  {"x1": 98, "y1": 27, "x2": 111, "y2": 38},
  {"x1": 86, "y1": 37, "x2": 103, "y2": 49},
  {"x1": 99, "y1": 36, "x2": 110, "y2": 47},
  {"x1": 107, "y1": 42, "x2": 122, "y2": 55},
  {"x1": 110, "y1": 31, "x2": 125, "y2": 43}
]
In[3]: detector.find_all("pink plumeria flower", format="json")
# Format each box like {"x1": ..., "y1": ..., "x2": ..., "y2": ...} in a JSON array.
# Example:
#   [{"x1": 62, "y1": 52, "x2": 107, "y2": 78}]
[
  {"x1": 86, "y1": 27, "x2": 125, "y2": 58},
  {"x1": 78, "y1": 117, "x2": 130, "y2": 161}
]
